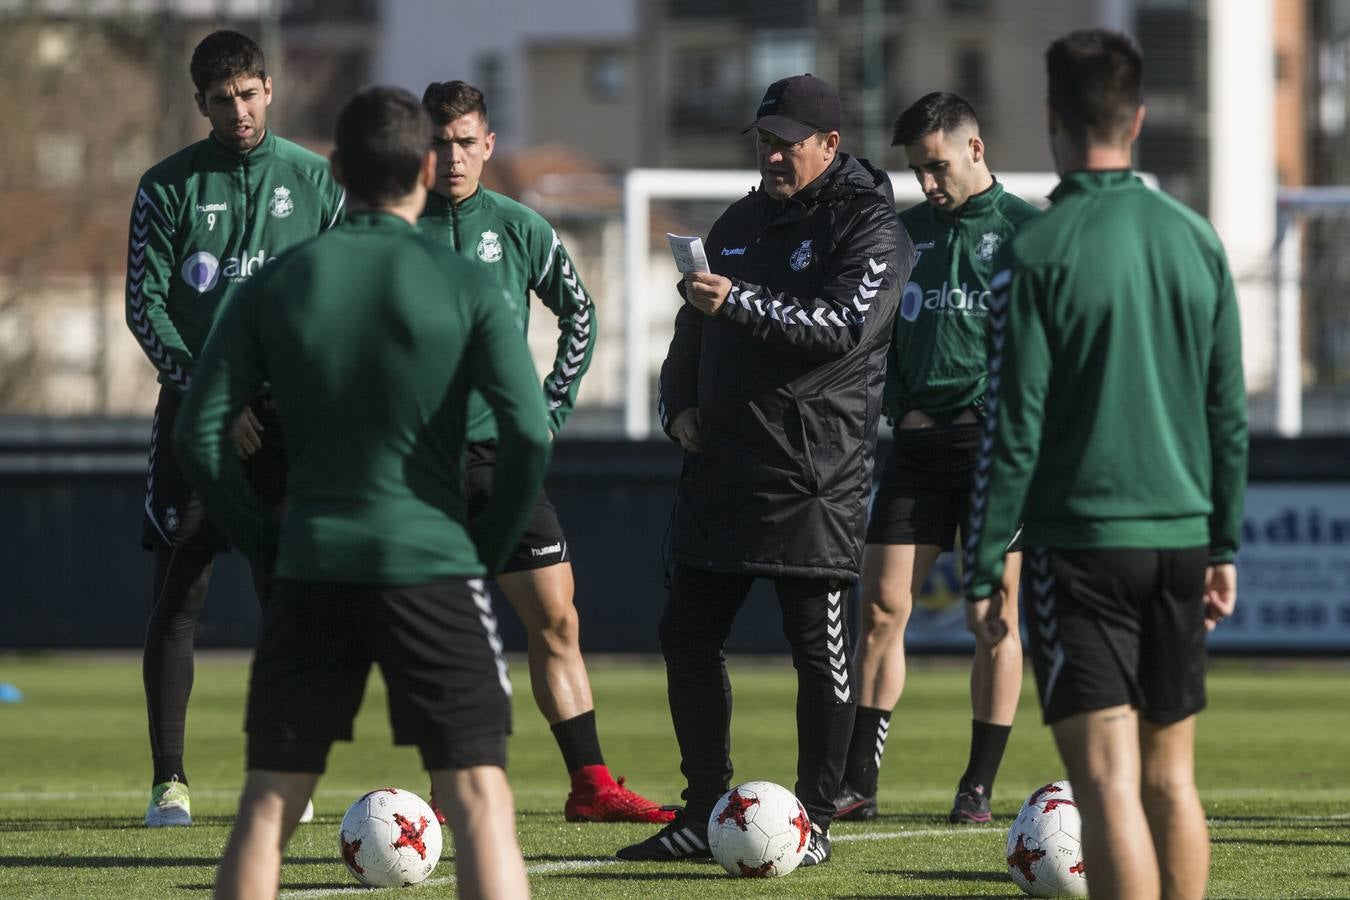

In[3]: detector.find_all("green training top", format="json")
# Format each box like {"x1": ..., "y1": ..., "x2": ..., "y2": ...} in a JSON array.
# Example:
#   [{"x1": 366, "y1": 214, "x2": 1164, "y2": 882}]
[
  {"x1": 887, "y1": 181, "x2": 1040, "y2": 421},
  {"x1": 126, "y1": 130, "x2": 345, "y2": 395},
  {"x1": 963, "y1": 170, "x2": 1249, "y2": 600},
  {"x1": 172, "y1": 211, "x2": 552, "y2": 583},
  {"x1": 420, "y1": 188, "x2": 596, "y2": 439}
]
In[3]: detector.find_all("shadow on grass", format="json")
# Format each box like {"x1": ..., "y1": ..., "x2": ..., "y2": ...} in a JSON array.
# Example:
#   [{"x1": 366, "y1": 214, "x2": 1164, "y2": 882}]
[
  {"x1": 551, "y1": 870, "x2": 725, "y2": 881},
  {"x1": 0, "y1": 855, "x2": 332, "y2": 868},
  {"x1": 869, "y1": 868, "x2": 1010, "y2": 884},
  {"x1": 1213, "y1": 836, "x2": 1349, "y2": 848},
  {"x1": 0, "y1": 816, "x2": 240, "y2": 832},
  {"x1": 1212, "y1": 815, "x2": 1350, "y2": 826}
]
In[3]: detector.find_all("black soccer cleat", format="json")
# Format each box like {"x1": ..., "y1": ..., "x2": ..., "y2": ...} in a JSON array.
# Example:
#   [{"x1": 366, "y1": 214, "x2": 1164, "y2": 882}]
[
  {"x1": 832, "y1": 783, "x2": 878, "y2": 821},
  {"x1": 798, "y1": 824, "x2": 832, "y2": 866},
  {"x1": 615, "y1": 808, "x2": 712, "y2": 861},
  {"x1": 948, "y1": 784, "x2": 992, "y2": 824}
]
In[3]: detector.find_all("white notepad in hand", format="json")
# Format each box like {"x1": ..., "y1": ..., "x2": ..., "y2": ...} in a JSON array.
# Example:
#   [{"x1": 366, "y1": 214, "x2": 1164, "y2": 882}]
[{"x1": 666, "y1": 233, "x2": 710, "y2": 274}]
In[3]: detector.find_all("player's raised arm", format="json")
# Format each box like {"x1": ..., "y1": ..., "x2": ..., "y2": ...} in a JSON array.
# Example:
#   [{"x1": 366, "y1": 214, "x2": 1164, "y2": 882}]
[
  {"x1": 711, "y1": 198, "x2": 909, "y2": 360},
  {"x1": 465, "y1": 285, "x2": 552, "y2": 573}
]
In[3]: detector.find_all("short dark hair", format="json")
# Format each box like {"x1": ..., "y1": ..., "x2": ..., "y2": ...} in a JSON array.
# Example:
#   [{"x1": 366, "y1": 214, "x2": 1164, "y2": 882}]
[
  {"x1": 334, "y1": 87, "x2": 433, "y2": 206},
  {"x1": 421, "y1": 81, "x2": 489, "y2": 129},
  {"x1": 891, "y1": 92, "x2": 980, "y2": 147},
  {"x1": 189, "y1": 30, "x2": 266, "y2": 94},
  {"x1": 1045, "y1": 29, "x2": 1143, "y2": 146}
]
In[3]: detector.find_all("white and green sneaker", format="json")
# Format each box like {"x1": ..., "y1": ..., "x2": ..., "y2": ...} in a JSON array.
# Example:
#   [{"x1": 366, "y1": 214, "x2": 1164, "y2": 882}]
[{"x1": 145, "y1": 776, "x2": 192, "y2": 827}]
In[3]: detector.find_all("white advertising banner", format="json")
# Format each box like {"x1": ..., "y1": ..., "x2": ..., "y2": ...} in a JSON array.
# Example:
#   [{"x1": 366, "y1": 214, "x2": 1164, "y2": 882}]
[
  {"x1": 1216, "y1": 482, "x2": 1350, "y2": 651},
  {"x1": 902, "y1": 483, "x2": 1350, "y2": 653}
]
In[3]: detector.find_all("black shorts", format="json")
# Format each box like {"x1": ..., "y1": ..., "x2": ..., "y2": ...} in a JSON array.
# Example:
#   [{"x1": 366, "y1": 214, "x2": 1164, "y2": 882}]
[
  {"x1": 246, "y1": 577, "x2": 512, "y2": 773},
  {"x1": 140, "y1": 386, "x2": 286, "y2": 553},
  {"x1": 465, "y1": 441, "x2": 567, "y2": 573},
  {"x1": 865, "y1": 423, "x2": 1022, "y2": 552},
  {"x1": 1023, "y1": 546, "x2": 1209, "y2": 726}
]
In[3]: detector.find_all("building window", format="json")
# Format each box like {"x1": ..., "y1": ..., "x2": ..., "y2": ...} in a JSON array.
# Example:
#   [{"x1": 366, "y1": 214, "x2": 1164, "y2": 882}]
[
  {"x1": 670, "y1": 48, "x2": 745, "y2": 134},
  {"x1": 476, "y1": 52, "x2": 508, "y2": 138},
  {"x1": 955, "y1": 46, "x2": 989, "y2": 111},
  {"x1": 588, "y1": 49, "x2": 628, "y2": 102},
  {"x1": 749, "y1": 30, "x2": 814, "y2": 90}
]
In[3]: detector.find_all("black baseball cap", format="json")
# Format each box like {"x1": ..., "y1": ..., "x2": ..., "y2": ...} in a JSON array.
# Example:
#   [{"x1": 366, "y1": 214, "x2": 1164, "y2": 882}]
[{"x1": 743, "y1": 74, "x2": 842, "y2": 142}]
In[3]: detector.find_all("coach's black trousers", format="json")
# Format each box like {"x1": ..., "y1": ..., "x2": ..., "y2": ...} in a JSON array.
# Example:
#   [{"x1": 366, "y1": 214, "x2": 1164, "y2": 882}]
[{"x1": 659, "y1": 564, "x2": 857, "y2": 829}]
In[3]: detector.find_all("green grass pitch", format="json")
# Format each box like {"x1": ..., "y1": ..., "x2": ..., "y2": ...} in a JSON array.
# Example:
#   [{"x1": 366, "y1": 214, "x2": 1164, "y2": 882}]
[{"x1": 1, "y1": 653, "x2": 1347, "y2": 898}]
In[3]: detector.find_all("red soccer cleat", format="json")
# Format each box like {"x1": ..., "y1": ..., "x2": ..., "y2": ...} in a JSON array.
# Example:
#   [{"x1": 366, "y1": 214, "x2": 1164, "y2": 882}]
[
  {"x1": 428, "y1": 788, "x2": 447, "y2": 825},
  {"x1": 564, "y1": 765, "x2": 676, "y2": 824}
]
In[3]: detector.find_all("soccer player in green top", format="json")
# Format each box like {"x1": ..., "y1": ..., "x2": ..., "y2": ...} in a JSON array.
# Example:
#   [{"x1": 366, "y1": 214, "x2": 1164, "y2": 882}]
[
  {"x1": 175, "y1": 85, "x2": 548, "y2": 900},
  {"x1": 417, "y1": 80, "x2": 669, "y2": 824},
  {"x1": 835, "y1": 93, "x2": 1039, "y2": 825},
  {"x1": 126, "y1": 29, "x2": 344, "y2": 828},
  {"x1": 964, "y1": 30, "x2": 1246, "y2": 899}
]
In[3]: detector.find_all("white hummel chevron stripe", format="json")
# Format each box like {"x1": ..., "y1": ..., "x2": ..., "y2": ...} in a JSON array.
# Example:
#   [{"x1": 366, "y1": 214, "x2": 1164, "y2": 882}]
[
  {"x1": 857, "y1": 284, "x2": 878, "y2": 299},
  {"x1": 834, "y1": 686, "x2": 851, "y2": 702},
  {"x1": 470, "y1": 579, "x2": 512, "y2": 697},
  {"x1": 868, "y1": 258, "x2": 886, "y2": 275},
  {"x1": 327, "y1": 191, "x2": 346, "y2": 229}
]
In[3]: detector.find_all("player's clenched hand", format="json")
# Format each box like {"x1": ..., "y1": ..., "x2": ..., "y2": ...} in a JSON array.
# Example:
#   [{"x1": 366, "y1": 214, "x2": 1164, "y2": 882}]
[
  {"x1": 671, "y1": 408, "x2": 702, "y2": 454},
  {"x1": 683, "y1": 272, "x2": 732, "y2": 316},
  {"x1": 966, "y1": 591, "x2": 1010, "y2": 646},
  {"x1": 230, "y1": 404, "x2": 264, "y2": 460},
  {"x1": 1203, "y1": 563, "x2": 1237, "y2": 631}
]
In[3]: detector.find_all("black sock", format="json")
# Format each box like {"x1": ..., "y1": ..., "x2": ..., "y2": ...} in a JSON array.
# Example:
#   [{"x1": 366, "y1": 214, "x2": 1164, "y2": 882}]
[
  {"x1": 959, "y1": 719, "x2": 1012, "y2": 798},
  {"x1": 551, "y1": 710, "x2": 605, "y2": 774},
  {"x1": 153, "y1": 756, "x2": 187, "y2": 788},
  {"x1": 844, "y1": 706, "x2": 891, "y2": 797}
]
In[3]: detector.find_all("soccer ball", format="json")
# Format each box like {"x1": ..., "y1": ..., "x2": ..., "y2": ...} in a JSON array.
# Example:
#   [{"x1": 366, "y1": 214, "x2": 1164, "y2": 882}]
[
  {"x1": 1005, "y1": 780, "x2": 1088, "y2": 897},
  {"x1": 338, "y1": 788, "x2": 442, "y2": 888},
  {"x1": 706, "y1": 781, "x2": 813, "y2": 878}
]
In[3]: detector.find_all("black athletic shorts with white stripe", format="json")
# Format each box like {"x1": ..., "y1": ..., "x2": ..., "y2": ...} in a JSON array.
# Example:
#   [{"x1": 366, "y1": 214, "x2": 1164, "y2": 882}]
[
  {"x1": 140, "y1": 385, "x2": 286, "y2": 553},
  {"x1": 866, "y1": 422, "x2": 1023, "y2": 552},
  {"x1": 464, "y1": 440, "x2": 568, "y2": 572},
  {"x1": 246, "y1": 577, "x2": 513, "y2": 773},
  {"x1": 1022, "y1": 546, "x2": 1209, "y2": 726}
]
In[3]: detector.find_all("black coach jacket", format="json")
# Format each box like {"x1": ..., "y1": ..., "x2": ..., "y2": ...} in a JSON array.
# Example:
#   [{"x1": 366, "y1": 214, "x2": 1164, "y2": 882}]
[{"x1": 659, "y1": 153, "x2": 912, "y2": 581}]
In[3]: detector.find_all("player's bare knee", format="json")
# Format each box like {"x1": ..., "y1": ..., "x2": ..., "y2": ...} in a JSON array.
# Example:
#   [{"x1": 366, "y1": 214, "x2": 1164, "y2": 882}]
[{"x1": 863, "y1": 587, "x2": 913, "y2": 638}]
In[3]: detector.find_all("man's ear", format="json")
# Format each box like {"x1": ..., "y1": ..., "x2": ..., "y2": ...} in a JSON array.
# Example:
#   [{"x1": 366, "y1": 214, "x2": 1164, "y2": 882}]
[
  {"x1": 1128, "y1": 105, "x2": 1146, "y2": 142},
  {"x1": 969, "y1": 133, "x2": 985, "y2": 165},
  {"x1": 420, "y1": 149, "x2": 437, "y2": 189},
  {"x1": 823, "y1": 130, "x2": 840, "y2": 159},
  {"x1": 194, "y1": 92, "x2": 207, "y2": 118}
]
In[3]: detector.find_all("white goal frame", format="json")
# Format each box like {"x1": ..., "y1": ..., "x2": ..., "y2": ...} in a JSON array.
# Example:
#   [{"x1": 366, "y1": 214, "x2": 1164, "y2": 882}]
[
  {"x1": 1272, "y1": 186, "x2": 1350, "y2": 436},
  {"x1": 621, "y1": 169, "x2": 1064, "y2": 439}
]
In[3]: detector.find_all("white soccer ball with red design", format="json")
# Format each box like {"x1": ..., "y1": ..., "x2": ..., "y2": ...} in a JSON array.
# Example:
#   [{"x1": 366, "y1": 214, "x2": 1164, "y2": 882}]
[
  {"x1": 706, "y1": 780, "x2": 812, "y2": 877},
  {"x1": 338, "y1": 787, "x2": 442, "y2": 887},
  {"x1": 1005, "y1": 780, "x2": 1088, "y2": 897}
]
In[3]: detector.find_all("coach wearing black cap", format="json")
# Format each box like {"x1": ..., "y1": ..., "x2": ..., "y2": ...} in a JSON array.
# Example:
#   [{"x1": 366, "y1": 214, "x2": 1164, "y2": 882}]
[{"x1": 618, "y1": 74, "x2": 911, "y2": 867}]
